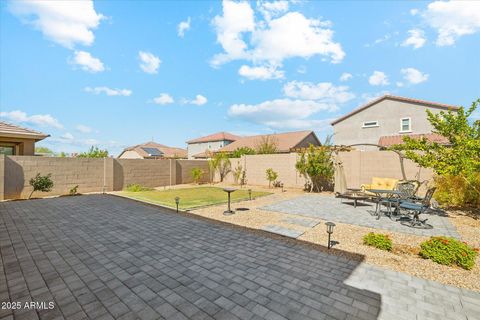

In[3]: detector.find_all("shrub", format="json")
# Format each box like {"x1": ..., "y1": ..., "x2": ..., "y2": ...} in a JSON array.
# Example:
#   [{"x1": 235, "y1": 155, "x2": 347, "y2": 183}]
[
  {"x1": 191, "y1": 167, "x2": 205, "y2": 184},
  {"x1": 296, "y1": 141, "x2": 335, "y2": 193},
  {"x1": 125, "y1": 184, "x2": 151, "y2": 192},
  {"x1": 363, "y1": 232, "x2": 392, "y2": 251},
  {"x1": 208, "y1": 152, "x2": 231, "y2": 182},
  {"x1": 265, "y1": 168, "x2": 278, "y2": 188},
  {"x1": 28, "y1": 173, "x2": 54, "y2": 199},
  {"x1": 420, "y1": 236, "x2": 477, "y2": 270},
  {"x1": 233, "y1": 164, "x2": 245, "y2": 185},
  {"x1": 434, "y1": 173, "x2": 480, "y2": 209},
  {"x1": 69, "y1": 185, "x2": 79, "y2": 196},
  {"x1": 77, "y1": 146, "x2": 109, "y2": 158}
]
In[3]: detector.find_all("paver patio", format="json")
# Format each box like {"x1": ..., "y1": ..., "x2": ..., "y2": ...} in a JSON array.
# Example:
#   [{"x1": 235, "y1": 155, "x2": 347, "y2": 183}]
[
  {"x1": 0, "y1": 195, "x2": 478, "y2": 320},
  {"x1": 262, "y1": 195, "x2": 461, "y2": 238}
]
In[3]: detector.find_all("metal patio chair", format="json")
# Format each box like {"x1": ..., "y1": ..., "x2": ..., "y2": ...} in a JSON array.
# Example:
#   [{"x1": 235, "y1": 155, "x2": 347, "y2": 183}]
[{"x1": 399, "y1": 187, "x2": 436, "y2": 228}]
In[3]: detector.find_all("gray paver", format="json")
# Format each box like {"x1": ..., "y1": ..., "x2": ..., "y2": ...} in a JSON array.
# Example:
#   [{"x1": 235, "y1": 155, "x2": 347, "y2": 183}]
[
  {"x1": 261, "y1": 225, "x2": 304, "y2": 238},
  {"x1": 262, "y1": 194, "x2": 461, "y2": 238},
  {"x1": 0, "y1": 194, "x2": 478, "y2": 320}
]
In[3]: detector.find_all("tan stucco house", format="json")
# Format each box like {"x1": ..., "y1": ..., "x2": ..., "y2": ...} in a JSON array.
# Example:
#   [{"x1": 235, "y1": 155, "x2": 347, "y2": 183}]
[
  {"x1": 331, "y1": 95, "x2": 459, "y2": 150},
  {"x1": 118, "y1": 141, "x2": 187, "y2": 159},
  {"x1": 0, "y1": 121, "x2": 49, "y2": 155},
  {"x1": 219, "y1": 130, "x2": 321, "y2": 153},
  {"x1": 186, "y1": 132, "x2": 241, "y2": 159}
]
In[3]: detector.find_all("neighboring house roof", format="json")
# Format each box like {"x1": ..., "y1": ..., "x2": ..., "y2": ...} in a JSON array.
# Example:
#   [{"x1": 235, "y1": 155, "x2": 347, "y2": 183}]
[
  {"x1": 331, "y1": 95, "x2": 460, "y2": 126},
  {"x1": 378, "y1": 133, "x2": 449, "y2": 147},
  {"x1": 0, "y1": 121, "x2": 49, "y2": 141},
  {"x1": 186, "y1": 132, "x2": 241, "y2": 144},
  {"x1": 219, "y1": 130, "x2": 320, "y2": 153},
  {"x1": 192, "y1": 151, "x2": 209, "y2": 159},
  {"x1": 118, "y1": 141, "x2": 187, "y2": 158}
]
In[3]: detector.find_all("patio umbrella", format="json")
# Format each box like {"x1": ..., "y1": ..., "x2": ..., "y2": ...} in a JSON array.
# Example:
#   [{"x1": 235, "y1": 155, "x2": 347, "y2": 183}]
[{"x1": 333, "y1": 155, "x2": 347, "y2": 194}]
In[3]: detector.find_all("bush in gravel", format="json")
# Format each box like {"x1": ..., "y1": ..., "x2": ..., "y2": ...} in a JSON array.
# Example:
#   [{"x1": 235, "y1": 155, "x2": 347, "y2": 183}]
[
  {"x1": 125, "y1": 184, "x2": 151, "y2": 192},
  {"x1": 363, "y1": 232, "x2": 392, "y2": 251},
  {"x1": 419, "y1": 236, "x2": 477, "y2": 270}
]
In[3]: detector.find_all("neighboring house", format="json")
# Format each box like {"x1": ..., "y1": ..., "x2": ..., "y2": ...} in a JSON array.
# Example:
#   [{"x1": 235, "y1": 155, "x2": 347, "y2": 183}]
[
  {"x1": 331, "y1": 95, "x2": 459, "y2": 150},
  {"x1": 186, "y1": 132, "x2": 240, "y2": 159},
  {"x1": 118, "y1": 141, "x2": 187, "y2": 159},
  {"x1": 219, "y1": 130, "x2": 321, "y2": 153},
  {"x1": 0, "y1": 121, "x2": 49, "y2": 155}
]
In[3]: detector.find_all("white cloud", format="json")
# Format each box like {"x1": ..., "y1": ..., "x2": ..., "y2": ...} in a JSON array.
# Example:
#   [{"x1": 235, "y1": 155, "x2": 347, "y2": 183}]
[
  {"x1": 401, "y1": 67, "x2": 429, "y2": 84},
  {"x1": 0, "y1": 110, "x2": 63, "y2": 129},
  {"x1": 339, "y1": 72, "x2": 352, "y2": 82},
  {"x1": 228, "y1": 98, "x2": 336, "y2": 130},
  {"x1": 396, "y1": 82, "x2": 404, "y2": 87},
  {"x1": 153, "y1": 93, "x2": 174, "y2": 105},
  {"x1": 258, "y1": 0, "x2": 289, "y2": 20},
  {"x1": 8, "y1": 0, "x2": 104, "y2": 49},
  {"x1": 361, "y1": 91, "x2": 390, "y2": 104},
  {"x1": 238, "y1": 65, "x2": 284, "y2": 80},
  {"x1": 85, "y1": 86, "x2": 132, "y2": 96},
  {"x1": 402, "y1": 29, "x2": 426, "y2": 49},
  {"x1": 283, "y1": 81, "x2": 355, "y2": 104},
  {"x1": 368, "y1": 71, "x2": 389, "y2": 86},
  {"x1": 189, "y1": 95, "x2": 208, "y2": 106},
  {"x1": 71, "y1": 51, "x2": 105, "y2": 73},
  {"x1": 424, "y1": 1, "x2": 480, "y2": 46},
  {"x1": 296, "y1": 65, "x2": 307, "y2": 74},
  {"x1": 76, "y1": 125, "x2": 92, "y2": 133},
  {"x1": 138, "y1": 51, "x2": 161, "y2": 74},
  {"x1": 177, "y1": 17, "x2": 191, "y2": 38},
  {"x1": 410, "y1": 8, "x2": 419, "y2": 16},
  {"x1": 211, "y1": 1, "x2": 344, "y2": 67}
]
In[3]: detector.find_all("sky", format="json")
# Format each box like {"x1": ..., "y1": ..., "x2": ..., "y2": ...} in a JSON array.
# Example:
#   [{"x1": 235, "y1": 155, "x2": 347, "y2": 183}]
[{"x1": 1, "y1": 0, "x2": 479, "y2": 156}]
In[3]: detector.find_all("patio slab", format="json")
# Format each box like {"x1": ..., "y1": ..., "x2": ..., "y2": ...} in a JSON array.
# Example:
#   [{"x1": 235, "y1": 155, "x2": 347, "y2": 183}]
[
  {"x1": 0, "y1": 195, "x2": 477, "y2": 320},
  {"x1": 262, "y1": 194, "x2": 461, "y2": 238}
]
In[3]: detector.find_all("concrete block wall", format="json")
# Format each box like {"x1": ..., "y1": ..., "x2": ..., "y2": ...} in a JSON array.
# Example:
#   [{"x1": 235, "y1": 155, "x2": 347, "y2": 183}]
[{"x1": 0, "y1": 156, "x2": 211, "y2": 200}]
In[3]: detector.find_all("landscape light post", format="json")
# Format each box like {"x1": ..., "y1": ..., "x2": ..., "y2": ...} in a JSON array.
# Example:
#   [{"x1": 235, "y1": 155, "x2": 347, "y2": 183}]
[
  {"x1": 175, "y1": 197, "x2": 180, "y2": 213},
  {"x1": 248, "y1": 189, "x2": 252, "y2": 200},
  {"x1": 325, "y1": 222, "x2": 336, "y2": 249}
]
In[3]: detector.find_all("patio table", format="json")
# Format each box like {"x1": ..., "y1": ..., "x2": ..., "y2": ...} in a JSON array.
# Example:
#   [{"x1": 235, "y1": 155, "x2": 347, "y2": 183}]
[{"x1": 366, "y1": 189, "x2": 403, "y2": 219}]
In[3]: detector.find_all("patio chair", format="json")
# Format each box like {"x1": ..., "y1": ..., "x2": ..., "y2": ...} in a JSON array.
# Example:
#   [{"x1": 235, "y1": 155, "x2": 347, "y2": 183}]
[
  {"x1": 375, "y1": 181, "x2": 417, "y2": 220},
  {"x1": 399, "y1": 187, "x2": 436, "y2": 228}
]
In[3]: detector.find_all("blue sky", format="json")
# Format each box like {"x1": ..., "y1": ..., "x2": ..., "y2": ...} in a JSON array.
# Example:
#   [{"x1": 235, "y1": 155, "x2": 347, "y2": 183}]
[{"x1": 1, "y1": 0, "x2": 479, "y2": 156}]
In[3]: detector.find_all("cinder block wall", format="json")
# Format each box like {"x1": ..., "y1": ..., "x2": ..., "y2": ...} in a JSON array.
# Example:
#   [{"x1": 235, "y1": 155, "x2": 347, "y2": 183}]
[
  {"x1": 0, "y1": 156, "x2": 211, "y2": 200},
  {"x1": 336, "y1": 150, "x2": 434, "y2": 194},
  {"x1": 218, "y1": 154, "x2": 307, "y2": 188},
  {"x1": 3, "y1": 156, "x2": 105, "y2": 199}
]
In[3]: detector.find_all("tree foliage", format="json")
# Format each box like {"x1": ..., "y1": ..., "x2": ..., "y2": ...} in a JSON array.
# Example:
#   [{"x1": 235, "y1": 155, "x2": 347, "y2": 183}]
[
  {"x1": 230, "y1": 147, "x2": 256, "y2": 158},
  {"x1": 28, "y1": 173, "x2": 54, "y2": 199},
  {"x1": 77, "y1": 146, "x2": 109, "y2": 158},
  {"x1": 390, "y1": 98, "x2": 480, "y2": 208},
  {"x1": 295, "y1": 141, "x2": 335, "y2": 192},
  {"x1": 265, "y1": 168, "x2": 278, "y2": 188},
  {"x1": 35, "y1": 146, "x2": 54, "y2": 154},
  {"x1": 255, "y1": 136, "x2": 278, "y2": 154},
  {"x1": 208, "y1": 152, "x2": 231, "y2": 182}
]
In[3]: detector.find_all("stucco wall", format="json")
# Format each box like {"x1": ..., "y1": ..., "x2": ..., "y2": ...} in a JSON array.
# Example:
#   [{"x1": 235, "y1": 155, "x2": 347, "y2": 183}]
[
  {"x1": 333, "y1": 99, "x2": 449, "y2": 150},
  {"x1": 0, "y1": 156, "x2": 210, "y2": 200},
  {"x1": 0, "y1": 137, "x2": 36, "y2": 155}
]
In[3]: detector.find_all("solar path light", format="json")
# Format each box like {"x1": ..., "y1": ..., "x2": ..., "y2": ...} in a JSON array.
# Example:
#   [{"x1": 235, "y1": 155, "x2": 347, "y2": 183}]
[
  {"x1": 325, "y1": 222, "x2": 336, "y2": 249},
  {"x1": 175, "y1": 196, "x2": 180, "y2": 213}
]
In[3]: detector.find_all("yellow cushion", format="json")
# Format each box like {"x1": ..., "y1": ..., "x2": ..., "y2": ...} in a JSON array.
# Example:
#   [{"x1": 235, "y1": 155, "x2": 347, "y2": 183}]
[{"x1": 362, "y1": 177, "x2": 399, "y2": 192}]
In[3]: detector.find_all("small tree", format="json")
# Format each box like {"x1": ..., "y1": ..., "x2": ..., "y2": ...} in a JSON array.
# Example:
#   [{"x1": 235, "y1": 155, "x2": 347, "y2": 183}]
[
  {"x1": 230, "y1": 147, "x2": 256, "y2": 158},
  {"x1": 29, "y1": 173, "x2": 54, "y2": 199},
  {"x1": 233, "y1": 164, "x2": 246, "y2": 185},
  {"x1": 296, "y1": 140, "x2": 335, "y2": 193},
  {"x1": 191, "y1": 167, "x2": 205, "y2": 184},
  {"x1": 390, "y1": 98, "x2": 480, "y2": 208},
  {"x1": 256, "y1": 136, "x2": 278, "y2": 154},
  {"x1": 208, "y1": 152, "x2": 231, "y2": 182},
  {"x1": 266, "y1": 168, "x2": 278, "y2": 188},
  {"x1": 35, "y1": 146, "x2": 54, "y2": 155},
  {"x1": 77, "y1": 146, "x2": 109, "y2": 158}
]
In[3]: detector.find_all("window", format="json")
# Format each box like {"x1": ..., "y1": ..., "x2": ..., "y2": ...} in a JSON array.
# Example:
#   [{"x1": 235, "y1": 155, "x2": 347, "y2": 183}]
[
  {"x1": 362, "y1": 121, "x2": 379, "y2": 128},
  {"x1": 0, "y1": 146, "x2": 15, "y2": 155},
  {"x1": 400, "y1": 118, "x2": 411, "y2": 132}
]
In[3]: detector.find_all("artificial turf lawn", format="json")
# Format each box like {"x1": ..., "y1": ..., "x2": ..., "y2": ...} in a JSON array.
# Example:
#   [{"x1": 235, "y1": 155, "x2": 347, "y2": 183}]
[{"x1": 121, "y1": 186, "x2": 271, "y2": 209}]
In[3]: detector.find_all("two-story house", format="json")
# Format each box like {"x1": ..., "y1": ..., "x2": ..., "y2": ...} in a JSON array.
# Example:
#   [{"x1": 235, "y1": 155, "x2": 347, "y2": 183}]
[
  {"x1": 331, "y1": 95, "x2": 459, "y2": 150},
  {"x1": 186, "y1": 132, "x2": 240, "y2": 159}
]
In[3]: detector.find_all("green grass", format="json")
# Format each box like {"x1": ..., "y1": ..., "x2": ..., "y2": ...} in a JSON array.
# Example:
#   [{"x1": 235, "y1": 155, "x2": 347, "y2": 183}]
[{"x1": 121, "y1": 186, "x2": 271, "y2": 209}]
